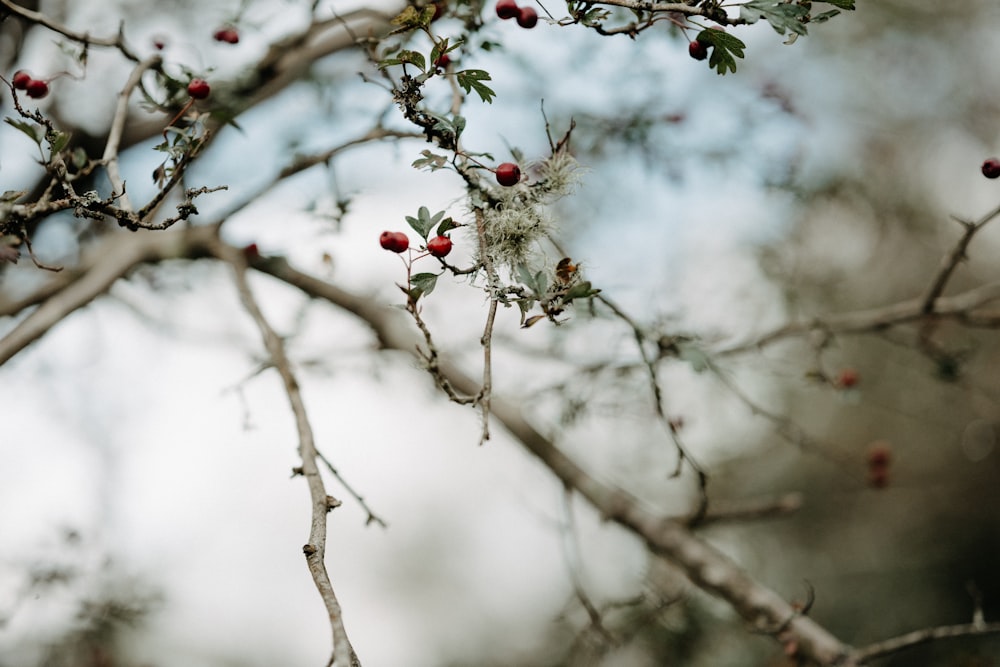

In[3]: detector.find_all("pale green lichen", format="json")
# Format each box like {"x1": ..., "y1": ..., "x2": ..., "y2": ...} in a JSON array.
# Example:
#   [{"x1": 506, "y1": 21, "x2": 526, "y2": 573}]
[{"x1": 475, "y1": 150, "x2": 582, "y2": 273}]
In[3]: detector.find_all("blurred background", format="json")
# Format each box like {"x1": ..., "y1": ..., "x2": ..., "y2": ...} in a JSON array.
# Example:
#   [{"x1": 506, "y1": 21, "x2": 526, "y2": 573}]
[{"x1": 2, "y1": 0, "x2": 1000, "y2": 665}]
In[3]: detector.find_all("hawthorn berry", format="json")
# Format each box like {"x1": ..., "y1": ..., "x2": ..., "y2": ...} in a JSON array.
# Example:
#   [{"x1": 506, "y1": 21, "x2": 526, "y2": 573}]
[
  {"x1": 982, "y1": 158, "x2": 1000, "y2": 179},
  {"x1": 867, "y1": 441, "x2": 891, "y2": 468},
  {"x1": 516, "y1": 6, "x2": 538, "y2": 28},
  {"x1": 213, "y1": 27, "x2": 240, "y2": 44},
  {"x1": 427, "y1": 235, "x2": 453, "y2": 258},
  {"x1": 434, "y1": 53, "x2": 451, "y2": 70},
  {"x1": 495, "y1": 162, "x2": 521, "y2": 187},
  {"x1": 379, "y1": 231, "x2": 410, "y2": 253},
  {"x1": 187, "y1": 78, "x2": 211, "y2": 99},
  {"x1": 430, "y1": 1, "x2": 447, "y2": 21},
  {"x1": 12, "y1": 70, "x2": 31, "y2": 90},
  {"x1": 834, "y1": 368, "x2": 860, "y2": 389},
  {"x1": 25, "y1": 79, "x2": 49, "y2": 99},
  {"x1": 496, "y1": 0, "x2": 519, "y2": 20},
  {"x1": 864, "y1": 441, "x2": 892, "y2": 489},
  {"x1": 688, "y1": 40, "x2": 709, "y2": 61}
]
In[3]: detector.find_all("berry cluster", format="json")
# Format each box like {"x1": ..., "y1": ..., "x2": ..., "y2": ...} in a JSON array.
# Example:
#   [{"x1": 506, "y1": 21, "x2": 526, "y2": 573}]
[
  {"x1": 11, "y1": 70, "x2": 49, "y2": 99},
  {"x1": 380, "y1": 231, "x2": 454, "y2": 258},
  {"x1": 495, "y1": 0, "x2": 537, "y2": 28},
  {"x1": 866, "y1": 441, "x2": 892, "y2": 489}
]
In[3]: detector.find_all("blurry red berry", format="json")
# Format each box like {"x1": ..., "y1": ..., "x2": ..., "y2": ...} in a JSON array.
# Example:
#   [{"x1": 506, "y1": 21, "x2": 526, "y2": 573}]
[
  {"x1": 152, "y1": 36, "x2": 167, "y2": 50},
  {"x1": 187, "y1": 78, "x2": 210, "y2": 99},
  {"x1": 867, "y1": 467, "x2": 889, "y2": 489},
  {"x1": 867, "y1": 441, "x2": 892, "y2": 469},
  {"x1": 12, "y1": 70, "x2": 31, "y2": 90},
  {"x1": 380, "y1": 231, "x2": 409, "y2": 253},
  {"x1": 430, "y1": 1, "x2": 447, "y2": 21},
  {"x1": 243, "y1": 243, "x2": 260, "y2": 259},
  {"x1": 434, "y1": 53, "x2": 451, "y2": 70},
  {"x1": 25, "y1": 79, "x2": 48, "y2": 99},
  {"x1": 427, "y1": 235, "x2": 453, "y2": 257},
  {"x1": 213, "y1": 27, "x2": 240, "y2": 44},
  {"x1": 495, "y1": 162, "x2": 521, "y2": 186},
  {"x1": 689, "y1": 40, "x2": 709, "y2": 61},
  {"x1": 835, "y1": 368, "x2": 860, "y2": 389},
  {"x1": 517, "y1": 6, "x2": 538, "y2": 28},
  {"x1": 982, "y1": 158, "x2": 1000, "y2": 179},
  {"x1": 496, "y1": 0, "x2": 519, "y2": 20}
]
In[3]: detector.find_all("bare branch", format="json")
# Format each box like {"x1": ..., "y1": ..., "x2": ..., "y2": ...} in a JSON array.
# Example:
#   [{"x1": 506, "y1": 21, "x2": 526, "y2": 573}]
[
  {"x1": 715, "y1": 281, "x2": 1000, "y2": 356},
  {"x1": 851, "y1": 622, "x2": 1000, "y2": 665},
  {"x1": 102, "y1": 54, "x2": 163, "y2": 213},
  {"x1": 216, "y1": 240, "x2": 360, "y2": 667},
  {"x1": 246, "y1": 252, "x2": 852, "y2": 665}
]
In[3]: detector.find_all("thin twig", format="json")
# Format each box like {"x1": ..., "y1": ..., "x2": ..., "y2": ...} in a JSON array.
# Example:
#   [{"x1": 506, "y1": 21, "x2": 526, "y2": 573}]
[
  {"x1": 103, "y1": 54, "x2": 164, "y2": 213},
  {"x1": 474, "y1": 208, "x2": 500, "y2": 444},
  {"x1": 216, "y1": 240, "x2": 359, "y2": 667},
  {"x1": 316, "y1": 450, "x2": 388, "y2": 528},
  {"x1": 919, "y1": 201, "x2": 1000, "y2": 313},
  {"x1": 851, "y1": 622, "x2": 1000, "y2": 664}
]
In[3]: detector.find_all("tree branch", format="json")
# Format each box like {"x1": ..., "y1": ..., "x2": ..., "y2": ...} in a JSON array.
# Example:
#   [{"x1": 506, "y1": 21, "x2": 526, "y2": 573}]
[{"x1": 215, "y1": 239, "x2": 359, "y2": 667}]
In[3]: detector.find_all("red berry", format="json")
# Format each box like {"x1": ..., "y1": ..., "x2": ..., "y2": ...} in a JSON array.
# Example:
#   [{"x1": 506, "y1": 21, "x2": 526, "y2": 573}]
[
  {"x1": 434, "y1": 53, "x2": 451, "y2": 70},
  {"x1": 12, "y1": 70, "x2": 31, "y2": 90},
  {"x1": 243, "y1": 243, "x2": 260, "y2": 259},
  {"x1": 867, "y1": 441, "x2": 892, "y2": 469},
  {"x1": 495, "y1": 162, "x2": 521, "y2": 187},
  {"x1": 867, "y1": 467, "x2": 889, "y2": 489},
  {"x1": 187, "y1": 78, "x2": 211, "y2": 99},
  {"x1": 213, "y1": 27, "x2": 240, "y2": 44},
  {"x1": 430, "y1": 1, "x2": 447, "y2": 21},
  {"x1": 379, "y1": 231, "x2": 409, "y2": 253},
  {"x1": 516, "y1": 6, "x2": 538, "y2": 28},
  {"x1": 25, "y1": 79, "x2": 48, "y2": 99},
  {"x1": 834, "y1": 368, "x2": 860, "y2": 389},
  {"x1": 689, "y1": 40, "x2": 709, "y2": 61},
  {"x1": 496, "y1": 0, "x2": 519, "y2": 20},
  {"x1": 982, "y1": 158, "x2": 1000, "y2": 179},
  {"x1": 427, "y1": 235, "x2": 453, "y2": 258}
]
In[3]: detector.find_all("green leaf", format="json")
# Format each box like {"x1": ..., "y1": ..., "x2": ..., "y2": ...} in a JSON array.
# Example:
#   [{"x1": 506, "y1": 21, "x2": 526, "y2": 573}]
[
  {"x1": 451, "y1": 115, "x2": 466, "y2": 140},
  {"x1": 516, "y1": 264, "x2": 546, "y2": 297},
  {"x1": 405, "y1": 206, "x2": 446, "y2": 239},
  {"x1": 71, "y1": 147, "x2": 88, "y2": 170},
  {"x1": 563, "y1": 281, "x2": 600, "y2": 302},
  {"x1": 412, "y1": 150, "x2": 448, "y2": 171},
  {"x1": 811, "y1": 9, "x2": 841, "y2": 23},
  {"x1": 49, "y1": 130, "x2": 72, "y2": 154},
  {"x1": 409, "y1": 272, "x2": 439, "y2": 301},
  {"x1": 740, "y1": 1, "x2": 809, "y2": 36},
  {"x1": 424, "y1": 111, "x2": 456, "y2": 138},
  {"x1": 697, "y1": 29, "x2": 746, "y2": 76},
  {"x1": 816, "y1": 0, "x2": 854, "y2": 8},
  {"x1": 455, "y1": 69, "x2": 495, "y2": 104},
  {"x1": 4, "y1": 117, "x2": 42, "y2": 145},
  {"x1": 515, "y1": 298, "x2": 535, "y2": 324},
  {"x1": 436, "y1": 216, "x2": 460, "y2": 235},
  {"x1": 378, "y1": 49, "x2": 426, "y2": 71},
  {"x1": 390, "y1": 5, "x2": 434, "y2": 31}
]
